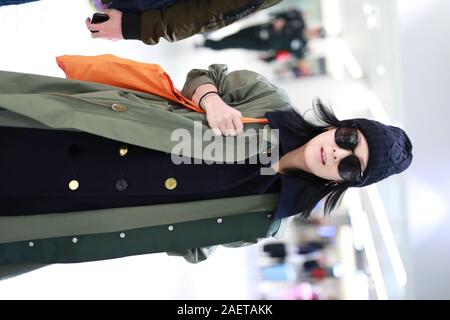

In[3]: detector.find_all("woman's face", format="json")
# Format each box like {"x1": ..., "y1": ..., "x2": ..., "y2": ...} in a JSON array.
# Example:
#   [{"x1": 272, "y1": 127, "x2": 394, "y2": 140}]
[{"x1": 303, "y1": 127, "x2": 369, "y2": 181}]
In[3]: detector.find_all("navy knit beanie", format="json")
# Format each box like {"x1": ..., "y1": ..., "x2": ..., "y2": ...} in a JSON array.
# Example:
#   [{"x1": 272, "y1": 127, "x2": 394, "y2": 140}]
[{"x1": 341, "y1": 118, "x2": 413, "y2": 187}]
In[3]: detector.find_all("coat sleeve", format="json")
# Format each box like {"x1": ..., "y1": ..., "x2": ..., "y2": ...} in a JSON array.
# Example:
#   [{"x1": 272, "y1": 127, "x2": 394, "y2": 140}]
[
  {"x1": 166, "y1": 242, "x2": 256, "y2": 264},
  {"x1": 122, "y1": 0, "x2": 282, "y2": 45},
  {"x1": 166, "y1": 247, "x2": 219, "y2": 263},
  {"x1": 0, "y1": 264, "x2": 48, "y2": 282},
  {"x1": 166, "y1": 218, "x2": 290, "y2": 264},
  {"x1": 181, "y1": 64, "x2": 229, "y2": 99},
  {"x1": 181, "y1": 64, "x2": 294, "y2": 118}
]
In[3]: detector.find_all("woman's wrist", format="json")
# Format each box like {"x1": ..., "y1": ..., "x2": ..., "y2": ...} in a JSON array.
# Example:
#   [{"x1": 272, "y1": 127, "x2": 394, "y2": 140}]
[
  {"x1": 192, "y1": 83, "x2": 218, "y2": 105},
  {"x1": 199, "y1": 91, "x2": 219, "y2": 110}
]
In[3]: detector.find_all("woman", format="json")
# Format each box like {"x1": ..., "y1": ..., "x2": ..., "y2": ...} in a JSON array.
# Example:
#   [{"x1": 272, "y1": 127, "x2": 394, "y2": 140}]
[
  {"x1": 0, "y1": 62, "x2": 412, "y2": 279},
  {"x1": 1, "y1": 1, "x2": 281, "y2": 45}
]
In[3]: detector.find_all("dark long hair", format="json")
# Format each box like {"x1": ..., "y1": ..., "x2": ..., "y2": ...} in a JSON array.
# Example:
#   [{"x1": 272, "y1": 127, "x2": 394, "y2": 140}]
[{"x1": 283, "y1": 98, "x2": 353, "y2": 219}]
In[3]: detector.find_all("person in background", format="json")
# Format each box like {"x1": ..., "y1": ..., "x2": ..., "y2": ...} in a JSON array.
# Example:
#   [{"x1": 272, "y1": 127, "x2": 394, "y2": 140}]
[
  {"x1": 85, "y1": 0, "x2": 282, "y2": 44},
  {"x1": 198, "y1": 8, "x2": 324, "y2": 61}
]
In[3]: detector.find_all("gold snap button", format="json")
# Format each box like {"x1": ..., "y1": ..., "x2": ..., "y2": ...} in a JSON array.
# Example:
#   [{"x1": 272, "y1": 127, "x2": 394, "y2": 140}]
[
  {"x1": 119, "y1": 145, "x2": 128, "y2": 157},
  {"x1": 165, "y1": 177, "x2": 177, "y2": 190},
  {"x1": 111, "y1": 103, "x2": 127, "y2": 112},
  {"x1": 69, "y1": 180, "x2": 79, "y2": 191}
]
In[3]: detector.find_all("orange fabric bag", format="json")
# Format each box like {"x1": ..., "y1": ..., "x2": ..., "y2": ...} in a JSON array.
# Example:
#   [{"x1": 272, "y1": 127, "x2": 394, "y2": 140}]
[{"x1": 56, "y1": 54, "x2": 268, "y2": 124}]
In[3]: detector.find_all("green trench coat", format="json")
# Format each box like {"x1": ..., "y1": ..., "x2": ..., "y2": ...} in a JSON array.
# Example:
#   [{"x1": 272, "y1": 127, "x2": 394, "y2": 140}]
[{"x1": 0, "y1": 64, "x2": 293, "y2": 280}]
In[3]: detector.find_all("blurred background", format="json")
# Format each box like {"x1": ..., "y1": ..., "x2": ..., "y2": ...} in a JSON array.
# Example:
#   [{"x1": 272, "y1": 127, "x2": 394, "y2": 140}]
[{"x1": 0, "y1": 0, "x2": 449, "y2": 299}]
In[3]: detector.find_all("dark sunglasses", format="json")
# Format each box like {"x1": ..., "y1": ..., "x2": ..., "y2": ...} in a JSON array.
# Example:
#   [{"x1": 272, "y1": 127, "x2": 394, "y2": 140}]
[{"x1": 334, "y1": 125, "x2": 363, "y2": 182}]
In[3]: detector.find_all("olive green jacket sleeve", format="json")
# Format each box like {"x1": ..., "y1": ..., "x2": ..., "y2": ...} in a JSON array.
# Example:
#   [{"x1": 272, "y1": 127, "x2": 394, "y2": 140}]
[
  {"x1": 122, "y1": 0, "x2": 282, "y2": 45},
  {"x1": 181, "y1": 64, "x2": 293, "y2": 114}
]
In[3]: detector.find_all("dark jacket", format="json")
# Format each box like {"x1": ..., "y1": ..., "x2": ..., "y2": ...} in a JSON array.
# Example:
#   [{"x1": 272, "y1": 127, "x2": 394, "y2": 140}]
[
  {"x1": 121, "y1": 0, "x2": 282, "y2": 44},
  {"x1": 108, "y1": 0, "x2": 176, "y2": 12}
]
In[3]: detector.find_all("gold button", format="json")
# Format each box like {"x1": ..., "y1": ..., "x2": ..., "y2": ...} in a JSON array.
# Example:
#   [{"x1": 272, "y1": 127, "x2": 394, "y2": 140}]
[
  {"x1": 119, "y1": 145, "x2": 128, "y2": 157},
  {"x1": 69, "y1": 180, "x2": 79, "y2": 191},
  {"x1": 164, "y1": 177, "x2": 177, "y2": 190},
  {"x1": 111, "y1": 103, "x2": 127, "y2": 112}
]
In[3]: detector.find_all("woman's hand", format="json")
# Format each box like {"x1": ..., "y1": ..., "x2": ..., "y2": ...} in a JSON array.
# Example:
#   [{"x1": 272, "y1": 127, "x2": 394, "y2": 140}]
[
  {"x1": 86, "y1": 9, "x2": 124, "y2": 41},
  {"x1": 201, "y1": 94, "x2": 243, "y2": 136},
  {"x1": 192, "y1": 84, "x2": 243, "y2": 136}
]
